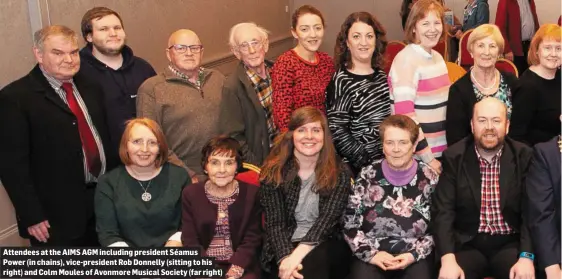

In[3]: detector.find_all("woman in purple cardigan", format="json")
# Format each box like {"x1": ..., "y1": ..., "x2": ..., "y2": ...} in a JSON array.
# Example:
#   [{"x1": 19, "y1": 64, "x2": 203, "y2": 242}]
[{"x1": 181, "y1": 136, "x2": 262, "y2": 279}]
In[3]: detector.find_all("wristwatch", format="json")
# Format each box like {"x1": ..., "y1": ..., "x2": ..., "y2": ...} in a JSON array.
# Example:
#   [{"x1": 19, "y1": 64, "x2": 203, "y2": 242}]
[{"x1": 519, "y1": 252, "x2": 535, "y2": 261}]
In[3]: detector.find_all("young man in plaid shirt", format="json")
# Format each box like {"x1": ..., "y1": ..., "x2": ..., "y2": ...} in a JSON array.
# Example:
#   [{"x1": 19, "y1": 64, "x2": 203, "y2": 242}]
[{"x1": 432, "y1": 98, "x2": 537, "y2": 279}]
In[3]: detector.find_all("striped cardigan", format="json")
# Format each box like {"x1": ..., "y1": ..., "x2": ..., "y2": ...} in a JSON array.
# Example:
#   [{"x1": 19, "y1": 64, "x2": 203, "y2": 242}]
[{"x1": 388, "y1": 44, "x2": 450, "y2": 161}]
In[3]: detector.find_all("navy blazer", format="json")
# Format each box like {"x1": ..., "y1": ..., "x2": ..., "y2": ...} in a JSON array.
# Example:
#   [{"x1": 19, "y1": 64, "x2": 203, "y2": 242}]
[
  {"x1": 526, "y1": 136, "x2": 561, "y2": 269},
  {"x1": 181, "y1": 180, "x2": 262, "y2": 278}
]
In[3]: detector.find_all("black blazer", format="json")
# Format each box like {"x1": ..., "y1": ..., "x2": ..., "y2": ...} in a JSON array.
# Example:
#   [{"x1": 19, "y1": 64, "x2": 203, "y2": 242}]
[
  {"x1": 258, "y1": 162, "x2": 351, "y2": 271},
  {"x1": 526, "y1": 136, "x2": 561, "y2": 269},
  {"x1": 446, "y1": 70, "x2": 519, "y2": 146},
  {"x1": 181, "y1": 181, "x2": 262, "y2": 278},
  {"x1": 219, "y1": 61, "x2": 274, "y2": 166},
  {"x1": 431, "y1": 136, "x2": 533, "y2": 258},
  {"x1": 0, "y1": 65, "x2": 116, "y2": 241}
]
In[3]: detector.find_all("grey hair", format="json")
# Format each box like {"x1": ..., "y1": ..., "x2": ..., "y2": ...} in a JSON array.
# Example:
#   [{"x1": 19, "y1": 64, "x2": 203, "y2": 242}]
[
  {"x1": 228, "y1": 22, "x2": 269, "y2": 48},
  {"x1": 34, "y1": 25, "x2": 78, "y2": 51}
]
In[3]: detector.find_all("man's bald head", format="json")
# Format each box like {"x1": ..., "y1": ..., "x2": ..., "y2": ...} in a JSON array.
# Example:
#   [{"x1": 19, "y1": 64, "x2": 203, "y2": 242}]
[
  {"x1": 472, "y1": 97, "x2": 508, "y2": 120},
  {"x1": 167, "y1": 29, "x2": 200, "y2": 47},
  {"x1": 471, "y1": 97, "x2": 510, "y2": 152},
  {"x1": 166, "y1": 29, "x2": 203, "y2": 75}
]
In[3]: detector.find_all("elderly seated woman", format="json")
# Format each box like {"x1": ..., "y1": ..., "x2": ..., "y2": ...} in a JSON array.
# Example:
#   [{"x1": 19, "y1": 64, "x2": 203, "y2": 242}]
[
  {"x1": 446, "y1": 24, "x2": 519, "y2": 146},
  {"x1": 181, "y1": 136, "x2": 262, "y2": 279},
  {"x1": 343, "y1": 114, "x2": 439, "y2": 279},
  {"x1": 95, "y1": 118, "x2": 190, "y2": 247}
]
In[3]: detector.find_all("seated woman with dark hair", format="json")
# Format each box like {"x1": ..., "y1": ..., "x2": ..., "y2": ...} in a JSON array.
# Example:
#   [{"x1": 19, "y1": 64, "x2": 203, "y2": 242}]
[
  {"x1": 343, "y1": 115, "x2": 438, "y2": 279},
  {"x1": 259, "y1": 106, "x2": 352, "y2": 279},
  {"x1": 95, "y1": 118, "x2": 190, "y2": 247},
  {"x1": 181, "y1": 136, "x2": 262, "y2": 279}
]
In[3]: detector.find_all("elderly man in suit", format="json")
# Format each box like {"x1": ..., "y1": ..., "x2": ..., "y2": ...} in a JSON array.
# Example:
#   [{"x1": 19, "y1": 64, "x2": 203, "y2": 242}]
[
  {"x1": 432, "y1": 98, "x2": 536, "y2": 279},
  {"x1": 218, "y1": 22, "x2": 276, "y2": 166},
  {"x1": 0, "y1": 25, "x2": 116, "y2": 246},
  {"x1": 526, "y1": 135, "x2": 561, "y2": 279}
]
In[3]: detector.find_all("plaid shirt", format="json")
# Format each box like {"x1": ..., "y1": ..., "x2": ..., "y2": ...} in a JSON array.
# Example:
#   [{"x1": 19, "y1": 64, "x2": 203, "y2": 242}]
[
  {"x1": 168, "y1": 65, "x2": 206, "y2": 97},
  {"x1": 476, "y1": 146, "x2": 514, "y2": 234},
  {"x1": 245, "y1": 65, "x2": 277, "y2": 145}
]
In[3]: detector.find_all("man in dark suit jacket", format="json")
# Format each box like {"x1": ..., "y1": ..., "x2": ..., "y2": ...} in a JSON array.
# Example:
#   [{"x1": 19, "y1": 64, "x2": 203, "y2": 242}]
[
  {"x1": 432, "y1": 98, "x2": 535, "y2": 279},
  {"x1": 0, "y1": 25, "x2": 116, "y2": 246},
  {"x1": 219, "y1": 22, "x2": 276, "y2": 166},
  {"x1": 526, "y1": 135, "x2": 561, "y2": 279}
]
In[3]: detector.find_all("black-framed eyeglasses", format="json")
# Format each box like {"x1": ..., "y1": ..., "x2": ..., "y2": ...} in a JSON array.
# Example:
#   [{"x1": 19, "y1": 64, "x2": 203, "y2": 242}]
[{"x1": 168, "y1": 44, "x2": 203, "y2": 54}]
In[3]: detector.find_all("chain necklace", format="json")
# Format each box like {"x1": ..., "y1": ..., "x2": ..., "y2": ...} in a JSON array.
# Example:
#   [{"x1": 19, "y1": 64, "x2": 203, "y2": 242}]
[
  {"x1": 471, "y1": 69, "x2": 497, "y2": 90},
  {"x1": 138, "y1": 180, "x2": 153, "y2": 202}
]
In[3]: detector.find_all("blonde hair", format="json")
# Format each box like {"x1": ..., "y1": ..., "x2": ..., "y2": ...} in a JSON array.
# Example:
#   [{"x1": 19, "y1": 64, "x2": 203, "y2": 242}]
[
  {"x1": 527, "y1": 23, "x2": 562, "y2": 66},
  {"x1": 34, "y1": 25, "x2": 77, "y2": 51},
  {"x1": 467, "y1": 24, "x2": 505, "y2": 54},
  {"x1": 404, "y1": 0, "x2": 446, "y2": 44}
]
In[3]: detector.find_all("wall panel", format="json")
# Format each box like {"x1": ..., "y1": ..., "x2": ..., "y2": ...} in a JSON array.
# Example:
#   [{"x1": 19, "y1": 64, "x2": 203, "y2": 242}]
[{"x1": 46, "y1": 0, "x2": 292, "y2": 72}]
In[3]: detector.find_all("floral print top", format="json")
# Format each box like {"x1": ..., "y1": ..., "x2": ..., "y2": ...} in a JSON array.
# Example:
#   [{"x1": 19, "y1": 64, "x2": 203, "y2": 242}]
[
  {"x1": 473, "y1": 73, "x2": 513, "y2": 119},
  {"x1": 343, "y1": 159, "x2": 438, "y2": 262}
]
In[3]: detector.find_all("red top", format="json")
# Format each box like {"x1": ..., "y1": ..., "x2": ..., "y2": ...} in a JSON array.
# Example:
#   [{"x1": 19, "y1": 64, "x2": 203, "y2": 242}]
[
  {"x1": 495, "y1": 0, "x2": 539, "y2": 56},
  {"x1": 271, "y1": 49, "x2": 335, "y2": 132}
]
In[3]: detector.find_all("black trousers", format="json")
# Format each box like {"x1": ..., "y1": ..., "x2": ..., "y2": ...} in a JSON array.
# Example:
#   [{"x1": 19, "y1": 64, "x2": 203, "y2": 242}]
[
  {"x1": 453, "y1": 234, "x2": 519, "y2": 279},
  {"x1": 513, "y1": 40, "x2": 531, "y2": 75},
  {"x1": 266, "y1": 237, "x2": 352, "y2": 279},
  {"x1": 348, "y1": 254, "x2": 434, "y2": 279}
]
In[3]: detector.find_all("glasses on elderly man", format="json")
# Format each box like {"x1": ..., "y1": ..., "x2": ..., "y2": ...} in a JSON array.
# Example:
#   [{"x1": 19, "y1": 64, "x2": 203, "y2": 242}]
[
  {"x1": 168, "y1": 44, "x2": 204, "y2": 54},
  {"x1": 237, "y1": 40, "x2": 264, "y2": 54}
]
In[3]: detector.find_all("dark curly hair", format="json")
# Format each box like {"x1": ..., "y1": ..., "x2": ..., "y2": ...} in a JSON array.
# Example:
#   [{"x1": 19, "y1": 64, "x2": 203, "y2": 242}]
[{"x1": 333, "y1": 12, "x2": 388, "y2": 71}]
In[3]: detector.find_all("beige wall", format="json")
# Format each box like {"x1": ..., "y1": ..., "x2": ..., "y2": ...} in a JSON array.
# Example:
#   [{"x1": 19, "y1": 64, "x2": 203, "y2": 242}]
[{"x1": 0, "y1": 0, "x2": 292, "y2": 246}]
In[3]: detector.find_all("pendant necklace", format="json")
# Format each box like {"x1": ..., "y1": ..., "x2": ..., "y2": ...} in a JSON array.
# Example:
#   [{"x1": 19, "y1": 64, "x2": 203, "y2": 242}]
[{"x1": 138, "y1": 180, "x2": 153, "y2": 202}]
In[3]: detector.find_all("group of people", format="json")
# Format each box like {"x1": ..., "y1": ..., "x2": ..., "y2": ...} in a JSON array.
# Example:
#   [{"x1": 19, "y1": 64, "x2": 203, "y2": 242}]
[{"x1": 0, "y1": 0, "x2": 560, "y2": 279}]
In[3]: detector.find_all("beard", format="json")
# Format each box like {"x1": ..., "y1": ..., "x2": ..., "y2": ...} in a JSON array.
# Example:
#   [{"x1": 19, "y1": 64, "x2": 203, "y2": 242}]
[
  {"x1": 475, "y1": 130, "x2": 505, "y2": 152},
  {"x1": 93, "y1": 40, "x2": 125, "y2": 56}
]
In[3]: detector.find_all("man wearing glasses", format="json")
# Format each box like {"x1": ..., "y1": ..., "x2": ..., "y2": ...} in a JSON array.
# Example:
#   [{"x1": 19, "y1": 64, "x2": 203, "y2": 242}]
[
  {"x1": 219, "y1": 22, "x2": 276, "y2": 166},
  {"x1": 137, "y1": 29, "x2": 225, "y2": 182}
]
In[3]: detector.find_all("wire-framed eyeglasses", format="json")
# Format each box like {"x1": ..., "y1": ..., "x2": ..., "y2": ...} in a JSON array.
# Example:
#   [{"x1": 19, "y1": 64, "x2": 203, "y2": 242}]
[{"x1": 237, "y1": 40, "x2": 264, "y2": 53}]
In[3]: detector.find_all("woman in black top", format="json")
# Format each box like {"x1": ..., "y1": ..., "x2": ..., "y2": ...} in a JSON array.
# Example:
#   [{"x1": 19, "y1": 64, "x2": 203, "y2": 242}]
[
  {"x1": 325, "y1": 11, "x2": 391, "y2": 175},
  {"x1": 446, "y1": 24, "x2": 518, "y2": 146},
  {"x1": 510, "y1": 24, "x2": 561, "y2": 146},
  {"x1": 95, "y1": 118, "x2": 190, "y2": 247}
]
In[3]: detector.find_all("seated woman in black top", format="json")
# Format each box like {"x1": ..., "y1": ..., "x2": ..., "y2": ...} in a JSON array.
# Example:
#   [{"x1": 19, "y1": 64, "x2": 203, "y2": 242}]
[
  {"x1": 510, "y1": 24, "x2": 561, "y2": 146},
  {"x1": 446, "y1": 24, "x2": 519, "y2": 146},
  {"x1": 95, "y1": 118, "x2": 190, "y2": 247},
  {"x1": 181, "y1": 136, "x2": 262, "y2": 279},
  {"x1": 259, "y1": 106, "x2": 352, "y2": 279}
]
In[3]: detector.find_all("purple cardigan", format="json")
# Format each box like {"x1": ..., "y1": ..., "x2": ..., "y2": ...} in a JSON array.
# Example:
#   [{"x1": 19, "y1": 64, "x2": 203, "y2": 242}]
[{"x1": 181, "y1": 180, "x2": 262, "y2": 277}]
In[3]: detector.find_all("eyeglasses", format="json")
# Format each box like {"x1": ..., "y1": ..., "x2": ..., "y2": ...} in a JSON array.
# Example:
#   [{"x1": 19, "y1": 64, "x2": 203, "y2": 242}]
[
  {"x1": 168, "y1": 44, "x2": 203, "y2": 54},
  {"x1": 237, "y1": 40, "x2": 264, "y2": 53}
]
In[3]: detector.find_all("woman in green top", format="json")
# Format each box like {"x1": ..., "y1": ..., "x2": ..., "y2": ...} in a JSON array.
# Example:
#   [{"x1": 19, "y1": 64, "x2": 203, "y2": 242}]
[{"x1": 95, "y1": 118, "x2": 191, "y2": 247}]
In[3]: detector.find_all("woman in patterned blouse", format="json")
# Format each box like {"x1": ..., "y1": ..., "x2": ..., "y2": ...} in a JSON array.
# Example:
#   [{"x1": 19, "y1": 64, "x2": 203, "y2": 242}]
[
  {"x1": 259, "y1": 107, "x2": 351, "y2": 279},
  {"x1": 271, "y1": 5, "x2": 335, "y2": 132},
  {"x1": 326, "y1": 11, "x2": 391, "y2": 175},
  {"x1": 181, "y1": 136, "x2": 262, "y2": 279},
  {"x1": 343, "y1": 115, "x2": 438, "y2": 279},
  {"x1": 446, "y1": 24, "x2": 519, "y2": 146}
]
